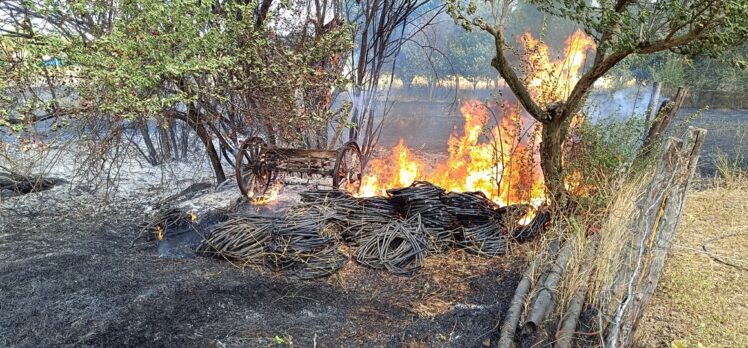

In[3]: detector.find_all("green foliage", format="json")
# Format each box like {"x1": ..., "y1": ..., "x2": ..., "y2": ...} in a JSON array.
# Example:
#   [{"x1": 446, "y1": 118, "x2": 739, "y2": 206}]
[
  {"x1": 1, "y1": 0, "x2": 353, "y2": 146},
  {"x1": 526, "y1": 0, "x2": 748, "y2": 57},
  {"x1": 564, "y1": 114, "x2": 647, "y2": 205}
]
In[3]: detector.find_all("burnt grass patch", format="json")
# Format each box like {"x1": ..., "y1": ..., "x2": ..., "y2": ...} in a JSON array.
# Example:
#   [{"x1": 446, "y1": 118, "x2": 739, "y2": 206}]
[{"x1": 0, "y1": 195, "x2": 523, "y2": 348}]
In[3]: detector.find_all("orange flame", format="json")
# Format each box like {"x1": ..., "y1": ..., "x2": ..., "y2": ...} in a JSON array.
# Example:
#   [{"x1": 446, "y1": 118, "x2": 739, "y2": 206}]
[
  {"x1": 155, "y1": 224, "x2": 164, "y2": 241},
  {"x1": 360, "y1": 139, "x2": 421, "y2": 197},
  {"x1": 357, "y1": 30, "x2": 595, "y2": 207},
  {"x1": 359, "y1": 100, "x2": 545, "y2": 207},
  {"x1": 249, "y1": 182, "x2": 282, "y2": 205},
  {"x1": 520, "y1": 29, "x2": 596, "y2": 105}
]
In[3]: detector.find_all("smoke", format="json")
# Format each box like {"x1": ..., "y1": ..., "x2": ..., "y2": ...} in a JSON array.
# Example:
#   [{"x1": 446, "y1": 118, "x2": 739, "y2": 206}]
[{"x1": 585, "y1": 86, "x2": 658, "y2": 123}]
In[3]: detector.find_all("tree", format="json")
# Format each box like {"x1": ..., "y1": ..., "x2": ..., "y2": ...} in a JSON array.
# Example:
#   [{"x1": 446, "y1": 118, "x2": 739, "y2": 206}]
[
  {"x1": 1, "y1": 0, "x2": 352, "y2": 185},
  {"x1": 448, "y1": 0, "x2": 748, "y2": 204},
  {"x1": 345, "y1": 0, "x2": 444, "y2": 164},
  {"x1": 394, "y1": 24, "x2": 452, "y2": 100},
  {"x1": 447, "y1": 27, "x2": 494, "y2": 91}
]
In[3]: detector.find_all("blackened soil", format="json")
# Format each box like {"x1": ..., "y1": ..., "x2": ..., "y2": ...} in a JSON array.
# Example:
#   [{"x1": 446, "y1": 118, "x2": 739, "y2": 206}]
[{"x1": 0, "y1": 195, "x2": 522, "y2": 348}]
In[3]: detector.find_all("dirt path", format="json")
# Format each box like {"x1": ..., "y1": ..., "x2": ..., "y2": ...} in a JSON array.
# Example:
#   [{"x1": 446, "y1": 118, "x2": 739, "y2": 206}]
[{"x1": 0, "y1": 187, "x2": 522, "y2": 348}]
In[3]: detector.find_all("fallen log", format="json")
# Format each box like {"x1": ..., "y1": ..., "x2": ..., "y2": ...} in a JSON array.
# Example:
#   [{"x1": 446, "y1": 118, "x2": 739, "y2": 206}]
[
  {"x1": 0, "y1": 171, "x2": 65, "y2": 195},
  {"x1": 554, "y1": 236, "x2": 600, "y2": 348},
  {"x1": 523, "y1": 239, "x2": 574, "y2": 335},
  {"x1": 497, "y1": 240, "x2": 560, "y2": 348}
]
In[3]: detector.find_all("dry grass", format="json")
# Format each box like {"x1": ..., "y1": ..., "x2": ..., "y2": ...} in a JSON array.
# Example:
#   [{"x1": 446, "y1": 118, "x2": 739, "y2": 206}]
[{"x1": 635, "y1": 179, "x2": 748, "y2": 347}]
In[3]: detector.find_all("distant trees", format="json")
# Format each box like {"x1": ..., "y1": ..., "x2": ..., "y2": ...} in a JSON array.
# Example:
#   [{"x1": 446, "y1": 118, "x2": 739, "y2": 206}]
[{"x1": 449, "y1": 0, "x2": 748, "y2": 204}]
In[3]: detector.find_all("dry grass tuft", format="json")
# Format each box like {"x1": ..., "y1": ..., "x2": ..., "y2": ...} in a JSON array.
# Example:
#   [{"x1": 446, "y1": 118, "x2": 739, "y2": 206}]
[
  {"x1": 587, "y1": 173, "x2": 652, "y2": 314},
  {"x1": 635, "y1": 178, "x2": 748, "y2": 347}
]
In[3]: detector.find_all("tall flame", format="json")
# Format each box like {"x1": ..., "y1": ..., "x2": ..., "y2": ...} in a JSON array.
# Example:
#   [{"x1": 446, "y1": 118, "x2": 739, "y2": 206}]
[
  {"x1": 520, "y1": 29, "x2": 596, "y2": 105},
  {"x1": 359, "y1": 100, "x2": 544, "y2": 206},
  {"x1": 357, "y1": 30, "x2": 595, "y2": 206}
]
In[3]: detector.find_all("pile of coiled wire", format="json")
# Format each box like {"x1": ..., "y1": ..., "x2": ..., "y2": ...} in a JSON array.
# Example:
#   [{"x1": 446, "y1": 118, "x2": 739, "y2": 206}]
[
  {"x1": 197, "y1": 182, "x2": 549, "y2": 278},
  {"x1": 354, "y1": 215, "x2": 429, "y2": 275},
  {"x1": 388, "y1": 182, "x2": 456, "y2": 253}
]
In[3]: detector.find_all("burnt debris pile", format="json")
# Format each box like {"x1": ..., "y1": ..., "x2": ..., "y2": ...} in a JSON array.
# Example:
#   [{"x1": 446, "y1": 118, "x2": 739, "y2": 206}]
[{"x1": 192, "y1": 181, "x2": 549, "y2": 278}]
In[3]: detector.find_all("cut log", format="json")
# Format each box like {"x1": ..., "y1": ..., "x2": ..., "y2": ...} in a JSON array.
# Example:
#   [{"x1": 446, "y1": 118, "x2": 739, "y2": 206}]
[
  {"x1": 554, "y1": 236, "x2": 600, "y2": 348},
  {"x1": 497, "y1": 240, "x2": 560, "y2": 348},
  {"x1": 0, "y1": 171, "x2": 64, "y2": 195},
  {"x1": 523, "y1": 239, "x2": 574, "y2": 335}
]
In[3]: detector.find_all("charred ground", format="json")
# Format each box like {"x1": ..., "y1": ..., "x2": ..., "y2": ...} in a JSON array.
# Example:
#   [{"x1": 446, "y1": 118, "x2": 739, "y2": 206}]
[{"x1": 0, "y1": 186, "x2": 523, "y2": 348}]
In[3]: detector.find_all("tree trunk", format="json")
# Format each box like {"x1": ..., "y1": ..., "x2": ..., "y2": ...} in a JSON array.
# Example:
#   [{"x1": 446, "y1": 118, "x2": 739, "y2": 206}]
[
  {"x1": 139, "y1": 121, "x2": 159, "y2": 165},
  {"x1": 194, "y1": 122, "x2": 226, "y2": 184},
  {"x1": 180, "y1": 120, "x2": 189, "y2": 159},
  {"x1": 540, "y1": 121, "x2": 567, "y2": 205},
  {"x1": 183, "y1": 107, "x2": 226, "y2": 184},
  {"x1": 168, "y1": 119, "x2": 180, "y2": 160}
]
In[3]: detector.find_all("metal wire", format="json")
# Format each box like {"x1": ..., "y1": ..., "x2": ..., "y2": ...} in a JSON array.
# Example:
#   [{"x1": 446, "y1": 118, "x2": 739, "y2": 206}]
[
  {"x1": 353, "y1": 215, "x2": 429, "y2": 275},
  {"x1": 189, "y1": 182, "x2": 549, "y2": 278}
]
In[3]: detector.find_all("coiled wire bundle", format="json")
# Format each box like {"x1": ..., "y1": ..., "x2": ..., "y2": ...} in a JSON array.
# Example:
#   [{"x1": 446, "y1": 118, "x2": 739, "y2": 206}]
[
  {"x1": 388, "y1": 181, "x2": 455, "y2": 252},
  {"x1": 198, "y1": 215, "x2": 277, "y2": 265},
  {"x1": 266, "y1": 205, "x2": 348, "y2": 278},
  {"x1": 341, "y1": 196, "x2": 398, "y2": 245},
  {"x1": 512, "y1": 210, "x2": 551, "y2": 242},
  {"x1": 458, "y1": 220, "x2": 508, "y2": 256},
  {"x1": 353, "y1": 215, "x2": 430, "y2": 275},
  {"x1": 194, "y1": 181, "x2": 549, "y2": 279}
]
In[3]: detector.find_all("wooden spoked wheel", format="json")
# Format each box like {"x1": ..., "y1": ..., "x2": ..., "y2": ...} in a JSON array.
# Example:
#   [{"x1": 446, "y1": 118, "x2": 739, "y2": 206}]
[
  {"x1": 332, "y1": 141, "x2": 363, "y2": 193},
  {"x1": 235, "y1": 137, "x2": 272, "y2": 199}
]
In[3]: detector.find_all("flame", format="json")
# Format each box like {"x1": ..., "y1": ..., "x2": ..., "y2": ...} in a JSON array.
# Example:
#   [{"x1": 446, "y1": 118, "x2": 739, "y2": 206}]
[
  {"x1": 359, "y1": 100, "x2": 545, "y2": 206},
  {"x1": 360, "y1": 139, "x2": 421, "y2": 197},
  {"x1": 357, "y1": 30, "x2": 596, "y2": 207},
  {"x1": 518, "y1": 209, "x2": 537, "y2": 226},
  {"x1": 520, "y1": 29, "x2": 596, "y2": 105},
  {"x1": 189, "y1": 210, "x2": 197, "y2": 223},
  {"x1": 249, "y1": 182, "x2": 282, "y2": 205},
  {"x1": 155, "y1": 224, "x2": 164, "y2": 241}
]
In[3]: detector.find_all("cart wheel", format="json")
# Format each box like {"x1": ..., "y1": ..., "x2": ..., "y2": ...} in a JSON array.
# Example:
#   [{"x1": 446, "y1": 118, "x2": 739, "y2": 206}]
[
  {"x1": 235, "y1": 137, "x2": 272, "y2": 199},
  {"x1": 333, "y1": 141, "x2": 362, "y2": 193}
]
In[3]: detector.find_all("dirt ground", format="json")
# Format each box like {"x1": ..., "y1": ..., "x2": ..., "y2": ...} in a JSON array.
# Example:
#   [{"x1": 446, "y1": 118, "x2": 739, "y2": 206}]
[
  {"x1": 636, "y1": 180, "x2": 748, "y2": 348},
  {"x1": 3, "y1": 106, "x2": 746, "y2": 348},
  {"x1": 0, "y1": 183, "x2": 525, "y2": 348}
]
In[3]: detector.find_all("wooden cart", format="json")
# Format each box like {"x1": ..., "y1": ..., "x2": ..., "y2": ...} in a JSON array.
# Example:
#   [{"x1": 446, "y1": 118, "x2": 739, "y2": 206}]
[{"x1": 235, "y1": 137, "x2": 363, "y2": 199}]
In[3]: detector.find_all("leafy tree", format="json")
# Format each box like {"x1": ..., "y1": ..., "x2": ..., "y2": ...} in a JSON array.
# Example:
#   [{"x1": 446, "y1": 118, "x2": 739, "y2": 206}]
[
  {"x1": 447, "y1": 27, "x2": 494, "y2": 91},
  {"x1": 448, "y1": 0, "x2": 748, "y2": 204},
  {"x1": 1, "y1": 0, "x2": 352, "y2": 184}
]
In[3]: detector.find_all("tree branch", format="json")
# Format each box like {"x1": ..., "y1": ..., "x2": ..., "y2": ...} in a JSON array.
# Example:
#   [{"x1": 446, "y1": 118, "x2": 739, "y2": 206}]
[{"x1": 472, "y1": 17, "x2": 546, "y2": 122}]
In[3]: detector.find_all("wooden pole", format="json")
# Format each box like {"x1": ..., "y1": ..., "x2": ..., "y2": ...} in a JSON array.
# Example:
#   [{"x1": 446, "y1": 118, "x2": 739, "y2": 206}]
[
  {"x1": 645, "y1": 82, "x2": 662, "y2": 125},
  {"x1": 605, "y1": 126, "x2": 707, "y2": 347},
  {"x1": 639, "y1": 86, "x2": 689, "y2": 159}
]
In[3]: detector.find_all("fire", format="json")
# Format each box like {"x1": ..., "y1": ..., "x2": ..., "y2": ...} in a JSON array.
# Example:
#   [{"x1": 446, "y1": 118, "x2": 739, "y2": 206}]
[
  {"x1": 357, "y1": 30, "x2": 596, "y2": 208},
  {"x1": 520, "y1": 29, "x2": 596, "y2": 105},
  {"x1": 360, "y1": 139, "x2": 421, "y2": 197},
  {"x1": 358, "y1": 100, "x2": 545, "y2": 207},
  {"x1": 249, "y1": 182, "x2": 282, "y2": 205},
  {"x1": 155, "y1": 224, "x2": 164, "y2": 241}
]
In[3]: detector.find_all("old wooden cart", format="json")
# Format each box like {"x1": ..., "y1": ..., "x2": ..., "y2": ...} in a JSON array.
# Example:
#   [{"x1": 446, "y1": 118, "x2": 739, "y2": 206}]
[{"x1": 235, "y1": 137, "x2": 363, "y2": 198}]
